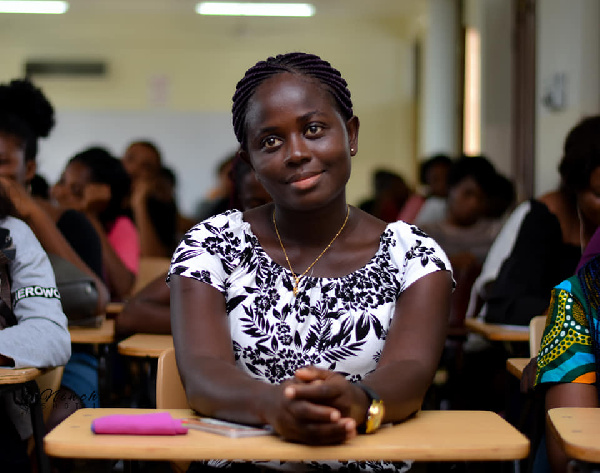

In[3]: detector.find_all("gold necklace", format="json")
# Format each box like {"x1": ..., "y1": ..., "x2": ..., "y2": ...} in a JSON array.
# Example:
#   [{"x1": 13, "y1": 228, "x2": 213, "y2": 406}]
[{"x1": 273, "y1": 205, "x2": 350, "y2": 296}]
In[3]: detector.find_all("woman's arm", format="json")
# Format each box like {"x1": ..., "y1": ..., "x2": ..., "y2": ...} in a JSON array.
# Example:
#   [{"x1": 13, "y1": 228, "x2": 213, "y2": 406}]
[
  {"x1": 286, "y1": 269, "x2": 452, "y2": 428},
  {"x1": 545, "y1": 383, "x2": 598, "y2": 473},
  {"x1": 170, "y1": 274, "x2": 351, "y2": 444},
  {"x1": 1, "y1": 177, "x2": 109, "y2": 313},
  {"x1": 115, "y1": 272, "x2": 171, "y2": 337}
]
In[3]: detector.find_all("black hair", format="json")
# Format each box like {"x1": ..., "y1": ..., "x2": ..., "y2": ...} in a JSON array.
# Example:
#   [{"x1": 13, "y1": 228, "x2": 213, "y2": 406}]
[
  {"x1": 372, "y1": 169, "x2": 406, "y2": 195},
  {"x1": 559, "y1": 115, "x2": 600, "y2": 193},
  {"x1": 68, "y1": 146, "x2": 132, "y2": 227},
  {"x1": 419, "y1": 154, "x2": 453, "y2": 185},
  {"x1": 126, "y1": 140, "x2": 163, "y2": 162},
  {"x1": 0, "y1": 79, "x2": 55, "y2": 162},
  {"x1": 232, "y1": 52, "x2": 353, "y2": 147},
  {"x1": 447, "y1": 155, "x2": 498, "y2": 196},
  {"x1": 30, "y1": 174, "x2": 50, "y2": 200},
  {"x1": 486, "y1": 173, "x2": 516, "y2": 219}
]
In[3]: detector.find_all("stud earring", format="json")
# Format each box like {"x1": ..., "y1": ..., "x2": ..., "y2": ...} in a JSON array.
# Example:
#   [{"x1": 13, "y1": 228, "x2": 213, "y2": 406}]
[{"x1": 350, "y1": 148, "x2": 355, "y2": 153}]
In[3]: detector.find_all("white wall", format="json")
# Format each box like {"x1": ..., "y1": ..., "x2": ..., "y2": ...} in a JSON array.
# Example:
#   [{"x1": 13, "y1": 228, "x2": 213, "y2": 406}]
[
  {"x1": 0, "y1": 10, "x2": 424, "y2": 212},
  {"x1": 536, "y1": 0, "x2": 600, "y2": 196}
]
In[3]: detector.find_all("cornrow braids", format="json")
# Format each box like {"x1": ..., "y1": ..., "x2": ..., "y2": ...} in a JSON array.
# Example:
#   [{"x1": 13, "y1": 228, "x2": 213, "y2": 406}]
[{"x1": 232, "y1": 52, "x2": 353, "y2": 147}]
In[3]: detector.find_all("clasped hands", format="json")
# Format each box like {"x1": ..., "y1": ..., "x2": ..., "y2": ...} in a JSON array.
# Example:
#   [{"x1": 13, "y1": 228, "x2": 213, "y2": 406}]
[{"x1": 266, "y1": 365, "x2": 369, "y2": 446}]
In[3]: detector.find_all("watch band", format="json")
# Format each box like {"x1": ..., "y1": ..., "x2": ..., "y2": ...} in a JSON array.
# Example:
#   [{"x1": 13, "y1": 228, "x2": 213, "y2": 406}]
[{"x1": 354, "y1": 383, "x2": 385, "y2": 434}]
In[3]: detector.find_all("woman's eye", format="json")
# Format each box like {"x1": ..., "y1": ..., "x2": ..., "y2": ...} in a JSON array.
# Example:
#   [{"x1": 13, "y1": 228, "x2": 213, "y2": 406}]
[
  {"x1": 262, "y1": 136, "x2": 282, "y2": 149},
  {"x1": 306, "y1": 124, "x2": 323, "y2": 136}
]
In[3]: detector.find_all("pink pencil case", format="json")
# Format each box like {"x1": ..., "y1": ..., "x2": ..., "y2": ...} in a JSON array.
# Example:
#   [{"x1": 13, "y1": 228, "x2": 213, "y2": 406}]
[{"x1": 91, "y1": 412, "x2": 188, "y2": 435}]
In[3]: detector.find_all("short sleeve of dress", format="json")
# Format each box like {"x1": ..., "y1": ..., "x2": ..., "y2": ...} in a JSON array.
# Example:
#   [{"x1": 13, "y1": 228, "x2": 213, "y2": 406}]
[
  {"x1": 387, "y1": 221, "x2": 454, "y2": 292},
  {"x1": 167, "y1": 211, "x2": 247, "y2": 294},
  {"x1": 535, "y1": 277, "x2": 596, "y2": 386}
]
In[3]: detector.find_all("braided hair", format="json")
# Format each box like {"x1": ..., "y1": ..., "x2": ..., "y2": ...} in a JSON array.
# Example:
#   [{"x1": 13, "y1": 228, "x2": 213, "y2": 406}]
[
  {"x1": 232, "y1": 52, "x2": 353, "y2": 147},
  {"x1": 578, "y1": 254, "x2": 600, "y2": 392},
  {"x1": 0, "y1": 79, "x2": 55, "y2": 162}
]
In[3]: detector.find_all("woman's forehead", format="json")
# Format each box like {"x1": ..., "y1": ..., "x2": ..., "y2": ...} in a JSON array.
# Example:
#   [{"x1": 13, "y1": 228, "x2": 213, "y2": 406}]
[{"x1": 246, "y1": 73, "x2": 338, "y2": 123}]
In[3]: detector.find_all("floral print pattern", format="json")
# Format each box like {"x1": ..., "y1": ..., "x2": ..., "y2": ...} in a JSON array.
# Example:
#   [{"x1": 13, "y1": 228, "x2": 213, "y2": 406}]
[{"x1": 169, "y1": 210, "x2": 451, "y2": 472}]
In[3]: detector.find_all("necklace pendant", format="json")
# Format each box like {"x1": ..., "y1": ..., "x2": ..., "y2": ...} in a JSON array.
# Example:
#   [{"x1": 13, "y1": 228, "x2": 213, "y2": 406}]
[{"x1": 292, "y1": 286, "x2": 298, "y2": 296}]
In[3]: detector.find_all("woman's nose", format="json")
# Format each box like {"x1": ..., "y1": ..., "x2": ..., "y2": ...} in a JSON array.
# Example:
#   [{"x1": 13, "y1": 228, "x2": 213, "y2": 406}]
[{"x1": 285, "y1": 134, "x2": 311, "y2": 165}]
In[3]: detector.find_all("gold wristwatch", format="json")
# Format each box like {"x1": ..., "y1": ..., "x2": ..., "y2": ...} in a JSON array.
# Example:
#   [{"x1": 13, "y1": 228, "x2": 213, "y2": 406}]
[{"x1": 355, "y1": 383, "x2": 385, "y2": 434}]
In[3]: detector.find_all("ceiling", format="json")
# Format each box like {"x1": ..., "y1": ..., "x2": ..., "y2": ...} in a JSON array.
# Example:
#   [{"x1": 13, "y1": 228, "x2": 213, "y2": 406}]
[{"x1": 61, "y1": 0, "x2": 428, "y2": 22}]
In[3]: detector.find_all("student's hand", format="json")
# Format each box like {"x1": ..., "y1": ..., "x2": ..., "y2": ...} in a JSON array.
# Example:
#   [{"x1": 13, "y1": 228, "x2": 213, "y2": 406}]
[
  {"x1": 292, "y1": 366, "x2": 368, "y2": 422},
  {"x1": 0, "y1": 177, "x2": 38, "y2": 220},
  {"x1": 82, "y1": 183, "x2": 111, "y2": 215},
  {"x1": 263, "y1": 374, "x2": 356, "y2": 445}
]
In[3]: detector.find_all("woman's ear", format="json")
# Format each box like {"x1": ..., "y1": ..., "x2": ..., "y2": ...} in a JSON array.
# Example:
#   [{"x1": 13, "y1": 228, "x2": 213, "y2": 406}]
[{"x1": 346, "y1": 116, "x2": 360, "y2": 156}]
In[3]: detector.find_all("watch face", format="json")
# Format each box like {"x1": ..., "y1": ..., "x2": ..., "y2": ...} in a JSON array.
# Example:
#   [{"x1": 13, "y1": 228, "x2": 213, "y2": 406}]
[{"x1": 365, "y1": 400, "x2": 385, "y2": 434}]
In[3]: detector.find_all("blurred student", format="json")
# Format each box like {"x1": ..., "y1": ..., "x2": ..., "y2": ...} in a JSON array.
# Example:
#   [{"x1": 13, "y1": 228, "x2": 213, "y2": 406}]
[
  {"x1": 115, "y1": 155, "x2": 272, "y2": 337},
  {"x1": 53, "y1": 146, "x2": 140, "y2": 301},
  {"x1": 0, "y1": 184, "x2": 70, "y2": 472}
]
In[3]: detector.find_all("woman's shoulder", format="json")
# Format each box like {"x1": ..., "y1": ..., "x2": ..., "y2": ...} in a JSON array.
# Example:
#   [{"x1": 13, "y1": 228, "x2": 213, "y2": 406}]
[{"x1": 0, "y1": 215, "x2": 38, "y2": 242}]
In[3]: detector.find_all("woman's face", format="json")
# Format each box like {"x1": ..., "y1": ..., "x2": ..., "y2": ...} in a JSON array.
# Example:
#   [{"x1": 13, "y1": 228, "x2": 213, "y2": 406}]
[
  {"x1": 446, "y1": 176, "x2": 488, "y2": 227},
  {"x1": 122, "y1": 143, "x2": 161, "y2": 182},
  {"x1": 242, "y1": 72, "x2": 358, "y2": 211},
  {"x1": 0, "y1": 132, "x2": 35, "y2": 186},
  {"x1": 51, "y1": 161, "x2": 92, "y2": 211},
  {"x1": 578, "y1": 166, "x2": 600, "y2": 229}
]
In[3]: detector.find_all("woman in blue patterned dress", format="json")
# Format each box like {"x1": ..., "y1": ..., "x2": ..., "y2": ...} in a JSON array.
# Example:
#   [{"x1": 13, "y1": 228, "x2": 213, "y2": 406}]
[
  {"x1": 535, "y1": 115, "x2": 600, "y2": 472},
  {"x1": 168, "y1": 52, "x2": 454, "y2": 472}
]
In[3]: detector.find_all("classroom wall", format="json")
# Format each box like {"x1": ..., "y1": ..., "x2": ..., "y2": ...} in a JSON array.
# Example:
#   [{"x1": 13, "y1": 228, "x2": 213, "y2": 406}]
[
  {"x1": 536, "y1": 0, "x2": 600, "y2": 197},
  {"x1": 0, "y1": 10, "x2": 424, "y2": 216}
]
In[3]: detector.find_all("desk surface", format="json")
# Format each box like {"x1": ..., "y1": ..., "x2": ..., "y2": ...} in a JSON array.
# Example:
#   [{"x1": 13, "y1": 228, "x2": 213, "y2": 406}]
[
  {"x1": 105, "y1": 302, "x2": 124, "y2": 316},
  {"x1": 506, "y1": 358, "x2": 531, "y2": 380},
  {"x1": 548, "y1": 407, "x2": 600, "y2": 463},
  {"x1": 465, "y1": 318, "x2": 529, "y2": 342},
  {"x1": 117, "y1": 334, "x2": 173, "y2": 358},
  {"x1": 0, "y1": 366, "x2": 43, "y2": 384},
  {"x1": 44, "y1": 408, "x2": 529, "y2": 462},
  {"x1": 69, "y1": 318, "x2": 115, "y2": 344}
]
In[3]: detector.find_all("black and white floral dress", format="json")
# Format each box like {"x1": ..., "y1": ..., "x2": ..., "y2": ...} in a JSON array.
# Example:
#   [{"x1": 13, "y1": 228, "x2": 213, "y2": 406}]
[{"x1": 168, "y1": 210, "x2": 451, "y2": 472}]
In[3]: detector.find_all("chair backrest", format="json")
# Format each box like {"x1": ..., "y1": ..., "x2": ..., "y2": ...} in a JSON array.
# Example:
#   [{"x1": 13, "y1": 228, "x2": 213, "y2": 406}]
[
  {"x1": 36, "y1": 365, "x2": 65, "y2": 422},
  {"x1": 131, "y1": 257, "x2": 171, "y2": 296},
  {"x1": 529, "y1": 315, "x2": 546, "y2": 356},
  {"x1": 156, "y1": 347, "x2": 189, "y2": 409}
]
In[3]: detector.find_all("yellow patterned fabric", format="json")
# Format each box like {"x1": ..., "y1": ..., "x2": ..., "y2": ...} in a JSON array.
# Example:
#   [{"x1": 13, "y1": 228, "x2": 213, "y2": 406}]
[{"x1": 535, "y1": 276, "x2": 596, "y2": 386}]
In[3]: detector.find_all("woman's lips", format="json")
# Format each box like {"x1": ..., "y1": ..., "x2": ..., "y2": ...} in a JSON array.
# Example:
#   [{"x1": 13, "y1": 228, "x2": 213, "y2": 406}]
[{"x1": 289, "y1": 172, "x2": 322, "y2": 190}]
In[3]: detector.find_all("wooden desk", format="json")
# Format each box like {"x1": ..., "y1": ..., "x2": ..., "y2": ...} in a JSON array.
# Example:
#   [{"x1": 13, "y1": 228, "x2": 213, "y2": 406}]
[
  {"x1": 465, "y1": 318, "x2": 529, "y2": 342},
  {"x1": 0, "y1": 367, "x2": 50, "y2": 473},
  {"x1": 45, "y1": 408, "x2": 529, "y2": 462},
  {"x1": 105, "y1": 302, "x2": 124, "y2": 316},
  {"x1": 547, "y1": 407, "x2": 600, "y2": 464},
  {"x1": 69, "y1": 318, "x2": 115, "y2": 344},
  {"x1": 117, "y1": 334, "x2": 173, "y2": 358},
  {"x1": 506, "y1": 358, "x2": 531, "y2": 379}
]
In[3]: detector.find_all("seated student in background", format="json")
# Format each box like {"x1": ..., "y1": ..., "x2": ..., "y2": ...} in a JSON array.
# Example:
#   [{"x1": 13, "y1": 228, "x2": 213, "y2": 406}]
[
  {"x1": 533, "y1": 116, "x2": 600, "y2": 473},
  {"x1": 411, "y1": 153, "x2": 453, "y2": 226},
  {"x1": 122, "y1": 140, "x2": 194, "y2": 258},
  {"x1": 358, "y1": 169, "x2": 411, "y2": 223},
  {"x1": 467, "y1": 119, "x2": 591, "y2": 327},
  {"x1": 0, "y1": 78, "x2": 109, "y2": 313},
  {"x1": 115, "y1": 154, "x2": 272, "y2": 338},
  {"x1": 0, "y1": 184, "x2": 71, "y2": 472},
  {"x1": 53, "y1": 146, "x2": 140, "y2": 301},
  {"x1": 419, "y1": 155, "x2": 505, "y2": 327},
  {"x1": 169, "y1": 52, "x2": 453, "y2": 472}
]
